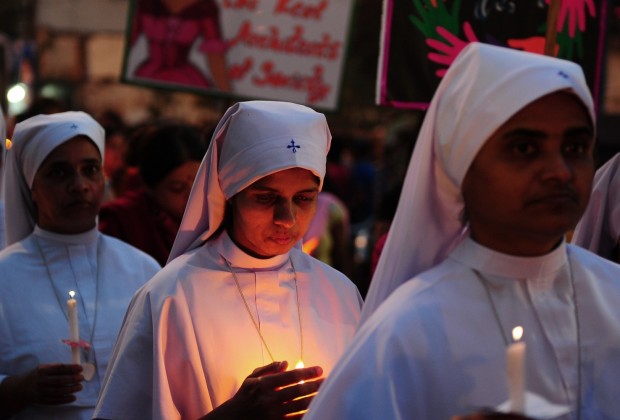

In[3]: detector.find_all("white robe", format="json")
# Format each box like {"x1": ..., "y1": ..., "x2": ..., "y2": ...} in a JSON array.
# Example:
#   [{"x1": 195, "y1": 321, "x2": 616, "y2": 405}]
[
  {"x1": 0, "y1": 227, "x2": 160, "y2": 419},
  {"x1": 0, "y1": 201, "x2": 5, "y2": 250},
  {"x1": 94, "y1": 230, "x2": 362, "y2": 420},
  {"x1": 305, "y1": 237, "x2": 620, "y2": 420}
]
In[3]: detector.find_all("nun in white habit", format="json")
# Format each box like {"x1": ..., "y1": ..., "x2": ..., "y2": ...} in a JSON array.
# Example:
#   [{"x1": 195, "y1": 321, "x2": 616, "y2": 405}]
[
  {"x1": 305, "y1": 43, "x2": 620, "y2": 419},
  {"x1": 572, "y1": 152, "x2": 620, "y2": 262},
  {"x1": 0, "y1": 111, "x2": 160, "y2": 419},
  {"x1": 93, "y1": 101, "x2": 362, "y2": 420}
]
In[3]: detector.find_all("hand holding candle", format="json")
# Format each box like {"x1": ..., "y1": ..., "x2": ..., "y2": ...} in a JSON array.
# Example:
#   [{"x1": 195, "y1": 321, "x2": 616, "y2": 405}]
[
  {"x1": 506, "y1": 326, "x2": 525, "y2": 414},
  {"x1": 67, "y1": 291, "x2": 80, "y2": 365}
]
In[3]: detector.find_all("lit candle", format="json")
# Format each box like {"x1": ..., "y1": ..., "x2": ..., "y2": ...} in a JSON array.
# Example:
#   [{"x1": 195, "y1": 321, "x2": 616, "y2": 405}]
[
  {"x1": 295, "y1": 360, "x2": 305, "y2": 384},
  {"x1": 506, "y1": 326, "x2": 525, "y2": 413},
  {"x1": 67, "y1": 291, "x2": 80, "y2": 365}
]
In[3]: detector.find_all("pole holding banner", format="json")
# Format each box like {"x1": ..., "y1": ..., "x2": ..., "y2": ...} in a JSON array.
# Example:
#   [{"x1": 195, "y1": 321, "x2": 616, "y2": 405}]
[{"x1": 544, "y1": 0, "x2": 561, "y2": 56}]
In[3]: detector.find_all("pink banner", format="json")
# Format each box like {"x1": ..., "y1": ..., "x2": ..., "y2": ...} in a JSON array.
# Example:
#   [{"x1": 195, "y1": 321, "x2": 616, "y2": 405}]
[{"x1": 123, "y1": 0, "x2": 354, "y2": 110}]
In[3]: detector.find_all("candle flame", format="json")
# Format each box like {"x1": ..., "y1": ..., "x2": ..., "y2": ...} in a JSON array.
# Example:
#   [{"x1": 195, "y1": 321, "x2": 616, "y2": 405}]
[
  {"x1": 69, "y1": 290, "x2": 76, "y2": 299},
  {"x1": 512, "y1": 326, "x2": 524, "y2": 341},
  {"x1": 294, "y1": 360, "x2": 306, "y2": 384},
  {"x1": 5, "y1": 139, "x2": 12, "y2": 150}
]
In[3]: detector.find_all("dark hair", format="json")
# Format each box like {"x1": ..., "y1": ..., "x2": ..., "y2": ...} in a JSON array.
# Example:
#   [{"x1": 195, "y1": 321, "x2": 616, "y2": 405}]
[
  {"x1": 14, "y1": 97, "x2": 67, "y2": 123},
  {"x1": 137, "y1": 123, "x2": 206, "y2": 188}
]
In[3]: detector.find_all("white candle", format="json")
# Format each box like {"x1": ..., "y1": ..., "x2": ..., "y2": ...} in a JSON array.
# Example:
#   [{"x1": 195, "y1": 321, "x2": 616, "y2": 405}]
[
  {"x1": 506, "y1": 326, "x2": 525, "y2": 413},
  {"x1": 67, "y1": 291, "x2": 80, "y2": 365}
]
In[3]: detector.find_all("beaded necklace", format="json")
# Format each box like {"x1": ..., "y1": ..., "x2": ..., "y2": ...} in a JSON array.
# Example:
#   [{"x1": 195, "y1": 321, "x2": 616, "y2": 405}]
[
  {"x1": 473, "y1": 255, "x2": 582, "y2": 419},
  {"x1": 224, "y1": 256, "x2": 304, "y2": 367}
]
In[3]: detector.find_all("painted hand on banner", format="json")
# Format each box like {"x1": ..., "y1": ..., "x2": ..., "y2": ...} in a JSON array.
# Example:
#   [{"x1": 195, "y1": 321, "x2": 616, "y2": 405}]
[
  {"x1": 548, "y1": 0, "x2": 596, "y2": 37},
  {"x1": 508, "y1": 36, "x2": 559, "y2": 55},
  {"x1": 426, "y1": 22, "x2": 478, "y2": 77}
]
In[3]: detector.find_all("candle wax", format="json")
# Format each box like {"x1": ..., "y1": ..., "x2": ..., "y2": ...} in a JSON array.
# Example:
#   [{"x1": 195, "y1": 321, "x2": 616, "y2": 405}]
[
  {"x1": 506, "y1": 340, "x2": 525, "y2": 413},
  {"x1": 67, "y1": 294, "x2": 80, "y2": 365}
]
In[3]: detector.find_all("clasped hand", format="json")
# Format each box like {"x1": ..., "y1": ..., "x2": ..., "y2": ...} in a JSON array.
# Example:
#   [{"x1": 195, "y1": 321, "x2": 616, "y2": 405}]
[{"x1": 206, "y1": 361, "x2": 324, "y2": 420}]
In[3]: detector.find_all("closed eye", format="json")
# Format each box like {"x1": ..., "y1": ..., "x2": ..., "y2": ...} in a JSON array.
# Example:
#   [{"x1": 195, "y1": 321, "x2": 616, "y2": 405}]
[
  {"x1": 255, "y1": 194, "x2": 277, "y2": 205},
  {"x1": 294, "y1": 194, "x2": 317, "y2": 204}
]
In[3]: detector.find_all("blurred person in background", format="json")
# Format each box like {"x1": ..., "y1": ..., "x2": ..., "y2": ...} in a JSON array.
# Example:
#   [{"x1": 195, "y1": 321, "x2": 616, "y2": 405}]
[
  {"x1": 98, "y1": 122, "x2": 206, "y2": 266},
  {"x1": 97, "y1": 110, "x2": 130, "y2": 203},
  {"x1": 369, "y1": 117, "x2": 421, "y2": 278},
  {"x1": 303, "y1": 191, "x2": 353, "y2": 278}
]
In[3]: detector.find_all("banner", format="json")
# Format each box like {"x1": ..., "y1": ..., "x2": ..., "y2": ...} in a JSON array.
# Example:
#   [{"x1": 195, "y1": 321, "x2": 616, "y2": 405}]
[
  {"x1": 376, "y1": 0, "x2": 608, "y2": 109},
  {"x1": 122, "y1": 0, "x2": 354, "y2": 111}
]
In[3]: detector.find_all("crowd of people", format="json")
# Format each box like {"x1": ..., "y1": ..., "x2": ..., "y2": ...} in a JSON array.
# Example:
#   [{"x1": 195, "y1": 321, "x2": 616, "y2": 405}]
[{"x1": 0, "y1": 42, "x2": 619, "y2": 419}]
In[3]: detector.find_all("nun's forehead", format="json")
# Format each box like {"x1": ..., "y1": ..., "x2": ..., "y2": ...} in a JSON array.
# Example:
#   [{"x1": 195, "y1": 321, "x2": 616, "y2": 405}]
[{"x1": 42, "y1": 135, "x2": 101, "y2": 159}]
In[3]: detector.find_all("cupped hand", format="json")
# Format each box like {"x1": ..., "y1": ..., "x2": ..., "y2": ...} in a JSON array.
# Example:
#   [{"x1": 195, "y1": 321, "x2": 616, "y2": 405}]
[{"x1": 206, "y1": 361, "x2": 324, "y2": 420}]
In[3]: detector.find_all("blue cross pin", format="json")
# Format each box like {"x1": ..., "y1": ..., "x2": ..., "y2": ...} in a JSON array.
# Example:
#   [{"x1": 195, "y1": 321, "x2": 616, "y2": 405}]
[
  {"x1": 70, "y1": 124, "x2": 78, "y2": 129},
  {"x1": 557, "y1": 70, "x2": 569, "y2": 79},
  {"x1": 287, "y1": 139, "x2": 300, "y2": 153}
]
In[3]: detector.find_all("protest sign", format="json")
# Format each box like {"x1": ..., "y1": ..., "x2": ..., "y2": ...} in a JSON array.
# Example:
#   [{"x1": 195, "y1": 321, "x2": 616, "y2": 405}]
[
  {"x1": 122, "y1": 0, "x2": 354, "y2": 110},
  {"x1": 377, "y1": 0, "x2": 607, "y2": 109}
]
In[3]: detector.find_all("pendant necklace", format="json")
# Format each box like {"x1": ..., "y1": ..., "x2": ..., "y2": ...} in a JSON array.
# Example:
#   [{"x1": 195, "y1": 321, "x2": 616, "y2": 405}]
[
  {"x1": 473, "y1": 259, "x2": 582, "y2": 420},
  {"x1": 34, "y1": 235, "x2": 100, "y2": 381},
  {"x1": 224, "y1": 256, "x2": 304, "y2": 367}
]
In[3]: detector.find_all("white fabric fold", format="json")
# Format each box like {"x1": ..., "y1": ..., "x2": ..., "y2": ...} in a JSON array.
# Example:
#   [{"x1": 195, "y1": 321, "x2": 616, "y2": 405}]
[{"x1": 572, "y1": 153, "x2": 620, "y2": 260}]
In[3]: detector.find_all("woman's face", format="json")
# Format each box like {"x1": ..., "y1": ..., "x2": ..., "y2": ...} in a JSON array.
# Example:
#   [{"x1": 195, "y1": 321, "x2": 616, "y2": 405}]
[
  {"x1": 228, "y1": 168, "x2": 320, "y2": 258},
  {"x1": 152, "y1": 161, "x2": 201, "y2": 222},
  {"x1": 461, "y1": 92, "x2": 594, "y2": 256},
  {"x1": 31, "y1": 136, "x2": 104, "y2": 234}
]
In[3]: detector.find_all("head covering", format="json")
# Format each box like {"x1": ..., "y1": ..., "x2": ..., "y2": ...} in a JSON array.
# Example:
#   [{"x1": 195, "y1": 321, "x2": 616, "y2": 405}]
[
  {"x1": 2, "y1": 111, "x2": 105, "y2": 246},
  {"x1": 167, "y1": 100, "x2": 331, "y2": 262},
  {"x1": 571, "y1": 153, "x2": 620, "y2": 260},
  {"x1": 360, "y1": 42, "x2": 595, "y2": 325}
]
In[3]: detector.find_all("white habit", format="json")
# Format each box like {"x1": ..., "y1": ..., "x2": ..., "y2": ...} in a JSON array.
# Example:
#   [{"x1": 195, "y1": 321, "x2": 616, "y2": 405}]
[
  {"x1": 306, "y1": 237, "x2": 620, "y2": 419},
  {"x1": 572, "y1": 152, "x2": 620, "y2": 260},
  {"x1": 94, "y1": 230, "x2": 362, "y2": 419},
  {"x1": 95, "y1": 101, "x2": 362, "y2": 419},
  {"x1": 0, "y1": 227, "x2": 160, "y2": 419},
  {"x1": 308, "y1": 42, "x2": 617, "y2": 420}
]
